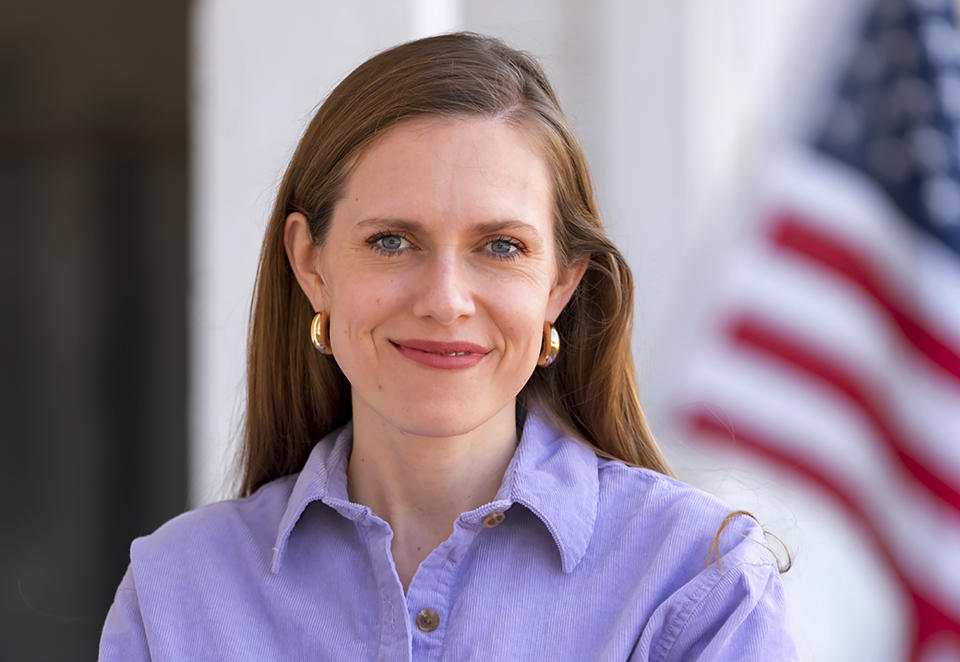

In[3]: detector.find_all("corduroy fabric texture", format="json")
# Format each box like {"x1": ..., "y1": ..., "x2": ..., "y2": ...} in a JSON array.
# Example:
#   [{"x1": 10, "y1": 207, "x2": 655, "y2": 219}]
[{"x1": 100, "y1": 411, "x2": 798, "y2": 661}]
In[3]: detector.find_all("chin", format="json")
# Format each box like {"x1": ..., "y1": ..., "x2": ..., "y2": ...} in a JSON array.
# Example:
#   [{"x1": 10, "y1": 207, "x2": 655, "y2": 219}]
[
  {"x1": 396, "y1": 405, "x2": 491, "y2": 439},
  {"x1": 385, "y1": 394, "x2": 514, "y2": 440}
]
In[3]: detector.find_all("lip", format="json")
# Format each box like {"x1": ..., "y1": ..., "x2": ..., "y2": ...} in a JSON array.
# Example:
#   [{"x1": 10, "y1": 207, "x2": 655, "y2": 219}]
[{"x1": 390, "y1": 338, "x2": 490, "y2": 370}]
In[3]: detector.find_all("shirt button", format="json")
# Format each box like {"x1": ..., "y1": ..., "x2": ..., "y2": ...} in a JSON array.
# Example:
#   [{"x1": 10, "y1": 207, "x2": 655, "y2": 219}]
[
  {"x1": 482, "y1": 512, "x2": 506, "y2": 528},
  {"x1": 416, "y1": 608, "x2": 440, "y2": 632}
]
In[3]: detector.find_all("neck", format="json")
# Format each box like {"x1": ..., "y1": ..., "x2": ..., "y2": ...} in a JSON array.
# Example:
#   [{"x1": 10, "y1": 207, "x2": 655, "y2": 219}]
[{"x1": 346, "y1": 397, "x2": 519, "y2": 589}]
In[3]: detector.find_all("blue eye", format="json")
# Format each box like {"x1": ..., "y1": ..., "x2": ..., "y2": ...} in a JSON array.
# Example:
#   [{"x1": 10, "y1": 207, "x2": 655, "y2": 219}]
[
  {"x1": 488, "y1": 237, "x2": 523, "y2": 259},
  {"x1": 379, "y1": 235, "x2": 404, "y2": 251},
  {"x1": 368, "y1": 233, "x2": 411, "y2": 255}
]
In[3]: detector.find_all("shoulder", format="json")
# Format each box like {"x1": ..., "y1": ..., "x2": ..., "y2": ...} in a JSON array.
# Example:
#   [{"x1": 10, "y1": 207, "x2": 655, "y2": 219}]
[
  {"x1": 595, "y1": 457, "x2": 748, "y2": 536},
  {"x1": 593, "y1": 456, "x2": 778, "y2": 581},
  {"x1": 591, "y1": 459, "x2": 796, "y2": 660},
  {"x1": 129, "y1": 473, "x2": 298, "y2": 576}
]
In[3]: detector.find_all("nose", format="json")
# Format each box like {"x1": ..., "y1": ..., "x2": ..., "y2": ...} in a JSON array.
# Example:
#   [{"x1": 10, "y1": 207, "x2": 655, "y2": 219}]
[{"x1": 411, "y1": 252, "x2": 476, "y2": 325}]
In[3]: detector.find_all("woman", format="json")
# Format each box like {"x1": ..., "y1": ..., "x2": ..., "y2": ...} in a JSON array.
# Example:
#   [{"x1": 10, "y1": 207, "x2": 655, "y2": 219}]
[{"x1": 101, "y1": 32, "x2": 797, "y2": 660}]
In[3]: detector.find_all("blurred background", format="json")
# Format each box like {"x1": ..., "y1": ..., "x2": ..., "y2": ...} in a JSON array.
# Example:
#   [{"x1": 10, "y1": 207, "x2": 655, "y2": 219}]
[
  {"x1": 4, "y1": 0, "x2": 959, "y2": 660},
  {"x1": 1, "y1": 1, "x2": 189, "y2": 660}
]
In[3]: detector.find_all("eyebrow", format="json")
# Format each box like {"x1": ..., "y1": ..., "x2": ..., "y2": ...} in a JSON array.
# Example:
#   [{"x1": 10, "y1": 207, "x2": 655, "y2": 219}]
[{"x1": 353, "y1": 217, "x2": 545, "y2": 241}]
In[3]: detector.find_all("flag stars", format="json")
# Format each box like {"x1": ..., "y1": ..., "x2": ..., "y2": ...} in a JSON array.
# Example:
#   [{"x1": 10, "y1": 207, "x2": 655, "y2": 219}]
[
  {"x1": 853, "y1": 41, "x2": 886, "y2": 83},
  {"x1": 894, "y1": 76, "x2": 935, "y2": 121},
  {"x1": 827, "y1": 99, "x2": 866, "y2": 145},
  {"x1": 864, "y1": 87, "x2": 902, "y2": 131},
  {"x1": 877, "y1": 0, "x2": 907, "y2": 22},
  {"x1": 910, "y1": 0, "x2": 952, "y2": 12},
  {"x1": 920, "y1": 16, "x2": 960, "y2": 65},
  {"x1": 816, "y1": 0, "x2": 960, "y2": 247},
  {"x1": 936, "y1": 71, "x2": 960, "y2": 119},
  {"x1": 868, "y1": 137, "x2": 913, "y2": 182},
  {"x1": 922, "y1": 175, "x2": 960, "y2": 225},
  {"x1": 879, "y1": 26, "x2": 921, "y2": 70},
  {"x1": 909, "y1": 125, "x2": 953, "y2": 172}
]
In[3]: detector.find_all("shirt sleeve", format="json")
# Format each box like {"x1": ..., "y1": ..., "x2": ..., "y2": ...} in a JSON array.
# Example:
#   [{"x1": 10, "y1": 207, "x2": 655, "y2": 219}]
[
  {"x1": 99, "y1": 565, "x2": 151, "y2": 662},
  {"x1": 632, "y1": 558, "x2": 799, "y2": 662}
]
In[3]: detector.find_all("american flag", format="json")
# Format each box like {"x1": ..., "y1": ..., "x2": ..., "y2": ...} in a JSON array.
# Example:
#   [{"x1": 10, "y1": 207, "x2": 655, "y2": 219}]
[{"x1": 670, "y1": 0, "x2": 960, "y2": 659}]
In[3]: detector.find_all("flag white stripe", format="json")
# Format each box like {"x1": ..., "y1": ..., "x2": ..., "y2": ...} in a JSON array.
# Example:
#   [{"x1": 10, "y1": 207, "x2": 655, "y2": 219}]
[
  {"x1": 916, "y1": 235, "x2": 960, "y2": 350},
  {"x1": 764, "y1": 147, "x2": 960, "y2": 350},
  {"x1": 712, "y1": 224, "x2": 960, "y2": 483},
  {"x1": 683, "y1": 347, "x2": 960, "y2": 618}
]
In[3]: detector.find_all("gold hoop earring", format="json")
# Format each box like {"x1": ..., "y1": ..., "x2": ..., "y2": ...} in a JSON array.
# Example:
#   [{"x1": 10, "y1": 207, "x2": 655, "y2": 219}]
[
  {"x1": 537, "y1": 321, "x2": 560, "y2": 367},
  {"x1": 310, "y1": 311, "x2": 332, "y2": 354}
]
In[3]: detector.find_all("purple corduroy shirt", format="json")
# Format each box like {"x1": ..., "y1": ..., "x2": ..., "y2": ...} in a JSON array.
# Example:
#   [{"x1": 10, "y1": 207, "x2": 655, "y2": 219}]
[{"x1": 100, "y1": 410, "x2": 798, "y2": 661}]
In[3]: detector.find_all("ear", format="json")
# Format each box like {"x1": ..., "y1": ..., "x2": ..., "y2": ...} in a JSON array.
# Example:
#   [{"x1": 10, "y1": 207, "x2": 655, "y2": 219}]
[
  {"x1": 284, "y1": 212, "x2": 326, "y2": 311},
  {"x1": 545, "y1": 257, "x2": 589, "y2": 322}
]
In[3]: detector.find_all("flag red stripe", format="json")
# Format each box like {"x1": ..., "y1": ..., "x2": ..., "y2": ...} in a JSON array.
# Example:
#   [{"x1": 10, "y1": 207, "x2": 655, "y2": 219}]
[
  {"x1": 680, "y1": 406, "x2": 960, "y2": 661},
  {"x1": 727, "y1": 313, "x2": 960, "y2": 513},
  {"x1": 682, "y1": 406, "x2": 902, "y2": 581},
  {"x1": 769, "y1": 213, "x2": 960, "y2": 385}
]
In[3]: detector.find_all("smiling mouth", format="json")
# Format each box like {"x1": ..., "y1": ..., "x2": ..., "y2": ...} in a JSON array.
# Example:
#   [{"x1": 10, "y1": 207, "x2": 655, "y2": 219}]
[
  {"x1": 389, "y1": 339, "x2": 489, "y2": 354},
  {"x1": 389, "y1": 339, "x2": 489, "y2": 369}
]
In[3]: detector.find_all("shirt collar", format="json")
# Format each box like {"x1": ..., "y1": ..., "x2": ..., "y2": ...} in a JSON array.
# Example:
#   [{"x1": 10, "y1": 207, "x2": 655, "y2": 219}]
[{"x1": 271, "y1": 409, "x2": 599, "y2": 574}]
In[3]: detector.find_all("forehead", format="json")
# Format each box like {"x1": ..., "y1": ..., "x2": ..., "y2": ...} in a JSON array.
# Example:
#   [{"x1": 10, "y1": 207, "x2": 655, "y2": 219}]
[{"x1": 337, "y1": 115, "x2": 554, "y2": 229}]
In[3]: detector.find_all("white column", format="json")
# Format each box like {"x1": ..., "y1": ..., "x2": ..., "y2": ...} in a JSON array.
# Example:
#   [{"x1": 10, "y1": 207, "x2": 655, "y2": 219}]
[
  {"x1": 189, "y1": 0, "x2": 417, "y2": 503},
  {"x1": 413, "y1": 0, "x2": 462, "y2": 36}
]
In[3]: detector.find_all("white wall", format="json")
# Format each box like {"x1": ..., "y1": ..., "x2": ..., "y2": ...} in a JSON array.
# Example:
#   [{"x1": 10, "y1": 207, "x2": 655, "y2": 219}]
[
  {"x1": 188, "y1": 0, "x2": 688, "y2": 504},
  {"x1": 190, "y1": 2, "x2": 899, "y2": 659},
  {"x1": 190, "y1": 0, "x2": 415, "y2": 501}
]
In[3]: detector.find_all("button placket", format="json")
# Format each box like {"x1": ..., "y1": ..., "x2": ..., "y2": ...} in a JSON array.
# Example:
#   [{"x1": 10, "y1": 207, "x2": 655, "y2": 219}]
[
  {"x1": 357, "y1": 516, "x2": 411, "y2": 658},
  {"x1": 416, "y1": 608, "x2": 440, "y2": 632},
  {"x1": 407, "y1": 523, "x2": 479, "y2": 658}
]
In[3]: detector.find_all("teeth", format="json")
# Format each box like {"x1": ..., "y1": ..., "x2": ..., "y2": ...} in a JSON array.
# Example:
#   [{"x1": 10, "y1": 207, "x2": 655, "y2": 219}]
[{"x1": 444, "y1": 351, "x2": 468, "y2": 356}]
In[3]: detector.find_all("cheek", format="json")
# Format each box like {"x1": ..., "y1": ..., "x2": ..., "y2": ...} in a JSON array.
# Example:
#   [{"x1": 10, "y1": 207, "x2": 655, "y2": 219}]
[
  {"x1": 494, "y1": 286, "x2": 552, "y2": 349},
  {"x1": 328, "y1": 268, "x2": 395, "y2": 312},
  {"x1": 327, "y1": 272, "x2": 406, "y2": 349},
  {"x1": 330, "y1": 302, "x2": 377, "y2": 346}
]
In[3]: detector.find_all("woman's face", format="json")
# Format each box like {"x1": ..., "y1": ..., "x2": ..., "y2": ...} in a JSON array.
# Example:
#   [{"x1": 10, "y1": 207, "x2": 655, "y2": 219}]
[{"x1": 288, "y1": 115, "x2": 584, "y2": 438}]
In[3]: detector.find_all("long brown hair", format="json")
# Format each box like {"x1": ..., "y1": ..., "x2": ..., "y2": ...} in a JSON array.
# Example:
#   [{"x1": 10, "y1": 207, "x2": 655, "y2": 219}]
[{"x1": 240, "y1": 32, "x2": 673, "y2": 496}]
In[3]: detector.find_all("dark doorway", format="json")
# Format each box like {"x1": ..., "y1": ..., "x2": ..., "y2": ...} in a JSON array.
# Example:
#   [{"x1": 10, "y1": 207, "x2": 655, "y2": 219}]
[{"x1": 1, "y1": 2, "x2": 189, "y2": 658}]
